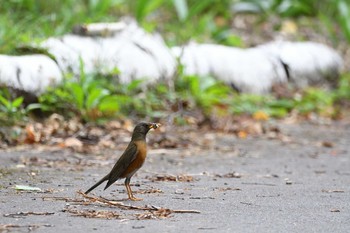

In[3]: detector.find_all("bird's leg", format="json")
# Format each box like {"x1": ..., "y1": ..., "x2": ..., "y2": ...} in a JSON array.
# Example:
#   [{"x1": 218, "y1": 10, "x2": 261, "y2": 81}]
[{"x1": 125, "y1": 178, "x2": 142, "y2": 201}]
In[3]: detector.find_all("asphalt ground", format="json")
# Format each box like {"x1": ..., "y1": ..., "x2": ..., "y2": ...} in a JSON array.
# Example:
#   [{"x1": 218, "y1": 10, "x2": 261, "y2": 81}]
[{"x1": 0, "y1": 122, "x2": 349, "y2": 232}]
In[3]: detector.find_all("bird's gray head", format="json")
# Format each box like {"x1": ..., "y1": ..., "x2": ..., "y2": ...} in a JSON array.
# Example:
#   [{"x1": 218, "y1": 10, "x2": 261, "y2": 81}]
[{"x1": 131, "y1": 122, "x2": 160, "y2": 140}]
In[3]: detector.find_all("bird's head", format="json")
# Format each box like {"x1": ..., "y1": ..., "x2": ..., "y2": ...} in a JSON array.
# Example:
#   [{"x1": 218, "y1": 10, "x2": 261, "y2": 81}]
[{"x1": 131, "y1": 122, "x2": 161, "y2": 140}]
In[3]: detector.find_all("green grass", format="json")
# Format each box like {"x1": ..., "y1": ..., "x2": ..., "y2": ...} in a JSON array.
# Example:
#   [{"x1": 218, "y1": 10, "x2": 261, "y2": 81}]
[{"x1": 0, "y1": 0, "x2": 350, "y2": 126}]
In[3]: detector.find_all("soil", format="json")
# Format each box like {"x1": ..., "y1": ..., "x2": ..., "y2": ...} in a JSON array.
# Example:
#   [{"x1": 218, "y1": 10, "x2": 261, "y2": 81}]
[{"x1": 0, "y1": 121, "x2": 349, "y2": 233}]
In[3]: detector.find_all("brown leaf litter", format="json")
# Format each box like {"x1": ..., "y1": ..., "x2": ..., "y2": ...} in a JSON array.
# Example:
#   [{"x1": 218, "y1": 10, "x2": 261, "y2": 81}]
[
  {"x1": 1, "y1": 112, "x2": 295, "y2": 152},
  {"x1": 42, "y1": 191, "x2": 200, "y2": 220},
  {"x1": 146, "y1": 174, "x2": 195, "y2": 182}
]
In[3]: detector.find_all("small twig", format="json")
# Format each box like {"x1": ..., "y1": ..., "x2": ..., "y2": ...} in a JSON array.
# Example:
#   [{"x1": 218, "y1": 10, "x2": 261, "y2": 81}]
[
  {"x1": 171, "y1": 209, "x2": 201, "y2": 214},
  {"x1": 4, "y1": 212, "x2": 54, "y2": 218},
  {"x1": 0, "y1": 224, "x2": 53, "y2": 230},
  {"x1": 78, "y1": 191, "x2": 200, "y2": 214},
  {"x1": 63, "y1": 208, "x2": 123, "y2": 219},
  {"x1": 42, "y1": 196, "x2": 78, "y2": 202},
  {"x1": 79, "y1": 191, "x2": 149, "y2": 210},
  {"x1": 321, "y1": 189, "x2": 345, "y2": 193},
  {"x1": 241, "y1": 182, "x2": 276, "y2": 186}
]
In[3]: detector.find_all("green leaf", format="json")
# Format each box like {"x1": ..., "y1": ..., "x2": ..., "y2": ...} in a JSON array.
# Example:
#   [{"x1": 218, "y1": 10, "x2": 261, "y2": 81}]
[
  {"x1": 338, "y1": 0, "x2": 350, "y2": 42},
  {"x1": 86, "y1": 88, "x2": 110, "y2": 109},
  {"x1": 267, "y1": 108, "x2": 288, "y2": 118},
  {"x1": 127, "y1": 79, "x2": 144, "y2": 92},
  {"x1": 135, "y1": 0, "x2": 164, "y2": 22},
  {"x1": 187, "y1": 0, "x2": 213, "y2": 20},
  {"x1": 69, "y1": 83, "x2": 84, "y2": 110},
  {"x1": 267, "y1": 99, "x2": 294, "y2": 109},
  {"x1": 11, "y1": 97, "x2": 24, "y2": 108},
  {"x1": 171, "y1": 0, "x2": 188, "y2": 21},
  {"x1": 0, "y1": 95, "x2": 10, "y2": 108},
  {"x1": 26, "y1": 103, "x2": 42, "y2": 111},
  {"x1": 98, "y1": 95, "x2": 120, "y2": 112}
]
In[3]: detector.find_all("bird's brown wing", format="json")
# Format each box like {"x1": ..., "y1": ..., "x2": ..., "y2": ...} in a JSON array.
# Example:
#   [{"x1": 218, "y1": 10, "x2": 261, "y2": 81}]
[{"x1": 104, "y1": 142, "x2": 138, "y2": 190}]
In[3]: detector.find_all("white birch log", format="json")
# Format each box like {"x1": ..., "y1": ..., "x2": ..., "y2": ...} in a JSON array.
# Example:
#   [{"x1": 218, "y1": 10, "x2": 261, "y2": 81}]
[
  {"x1": 0, "y1": 19, "x2": 344, "y2": 96},
  {"x1": 172, "y1": 41, "x2": 343, "y2": 94},
  {"x1": 0, "y1": 55, "x2": 62, "y2": 94},
  {"x1": 259, "y1": 41, "x2": 343, "y2": 87},
  {"x1": 40, "y1": 20, "x2": 176, "y2": 84}
]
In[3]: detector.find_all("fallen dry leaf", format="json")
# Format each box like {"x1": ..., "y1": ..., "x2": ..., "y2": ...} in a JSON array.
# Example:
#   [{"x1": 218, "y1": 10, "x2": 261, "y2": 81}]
[
  {"x1": 122, "y1": 119, "x2": 134, "y2": 132},
  {"x1": 63, "y1": 208, "x2": 121, "y2": 219},
  {"x1": 65, "y1": 118, "x2": 83, "y2": 134},
  {"x1": 106, "y1": 120, "x2": 122, "y2": 129},
  {"x1": 62, "y1": 137, "x2": 83, "y2": 150},
  {"x1": 147, "y1": 174, "x2": 194, "y2": 182},
  {"x1": 137, "y1": 189, "x2": 163, "y2": 194},
  {"x1": 24, "y1": 124, "x2": 42, "y2": 143},
  {"x1": 136, "y1": 208, "x2": 172, "y2": 220},
  {"x1": 321, "y1": 141, "x2": 334, "y2": 148},
  {"x1": 237, "y1": 131, "x2": 247, "y2": 139},
  {"x1": 253, "y1": 111, "x2": 269, "y2": 121},
  {"x1": 215, "y1": 187, "x2": 241, "y2": 192},
  {"x1": 215, "y1": 172, "x2": 242, "y2": 178},
  {"x1": 98, "y1": 139, "x2": 115, "y2": 149}
]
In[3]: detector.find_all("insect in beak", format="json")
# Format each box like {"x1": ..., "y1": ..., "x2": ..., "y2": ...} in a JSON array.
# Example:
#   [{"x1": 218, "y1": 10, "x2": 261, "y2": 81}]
[{"x1": 149, "y1": 123, "x2": 161, "y2": 129}]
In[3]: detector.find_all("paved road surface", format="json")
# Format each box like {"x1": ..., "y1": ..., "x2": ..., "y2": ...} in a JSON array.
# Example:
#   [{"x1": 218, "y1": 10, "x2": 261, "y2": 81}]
[{"x1": 1, "y1": 122, "x2": 349, "y2": 232}]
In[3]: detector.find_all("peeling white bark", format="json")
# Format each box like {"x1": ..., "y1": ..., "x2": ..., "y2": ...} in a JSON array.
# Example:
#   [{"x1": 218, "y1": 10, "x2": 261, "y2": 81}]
[
  {"x1": 172, "y1": 41, "x2": 343, "y2": 94},
  {"x1": 259, "y1": 41, "x2": 343, "y2": 87},
  {"x1": 0, "y1": 55, "x2": 62, "y2": 94},
  {"x1": 40, "y1": 20, "x2": 176, "y2": 84},
  {"x1": 0, "y1": 19, "x2": 344, "y2": 96}
]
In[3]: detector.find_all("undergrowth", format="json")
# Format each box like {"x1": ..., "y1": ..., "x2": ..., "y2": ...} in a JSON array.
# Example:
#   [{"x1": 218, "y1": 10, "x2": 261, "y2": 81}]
[{"x1": 0, "y1": 0, "x2": 350, "y2": 126}]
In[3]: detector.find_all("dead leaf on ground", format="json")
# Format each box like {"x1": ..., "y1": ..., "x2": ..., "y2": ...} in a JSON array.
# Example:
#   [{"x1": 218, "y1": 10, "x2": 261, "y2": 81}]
[
  {"x1": 24, "y1": 124, "x2": 42, "y2": 143},
  {"x1": 215, "y1": 187, "x2": 241, "y2": 192},
  {"x1": 63, "y1": 208, "x2": 121, "y2": 219},
  {"x1": 136, "y1": 189, "x2": 163, "y2": 194},
  {"x1": 98, "y1": 139, "x2": 115, "y2": 149},
  {"x1": 253, "y1": 111, "x2": 269, "y2": 121},
  {"x1": 321, "y1": 141, "x2": 334, "y2": 148},
  {"x1": 215, "y1": 172, "x2": 242, "y2": 178},
  {"x1": 136, "y1": 208, "x2": 172, "y2": 220},
  {"x1": 147, "y1": 174, "x2": 194, "y2": 182},
  {"x1": 61, "y1": 137, "x2": 83, "y2": 151},
  {"x1": 46, "y1": 191, "x2": 200, "y2": 220},
  {"x1": 237, "y1": 130, "x2": 248, "y2": 139},
  {"x1": 150, "y1": 133, "x2": 190, "y2": 149},
  {"x1": 122, "y1": 119, "x2": 134, "y2": 132}
]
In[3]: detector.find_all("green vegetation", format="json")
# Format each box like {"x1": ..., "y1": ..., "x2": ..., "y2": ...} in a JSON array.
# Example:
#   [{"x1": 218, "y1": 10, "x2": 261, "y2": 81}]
[
  {"x1": 0, "y1": 0, "x2": 350, "y2": 126},
  {"x1": 232, "y1": 0, "x2": 350, "y2": 43},
  {"x1": 2, "y1": 69, "x2": 348, "y2": 125},
  {"x1": 38, "y1": 60, "x2": 122, "y2": 122},
  {"x1": 0, "y1": 88, "x2": 40, "y2": 126}
]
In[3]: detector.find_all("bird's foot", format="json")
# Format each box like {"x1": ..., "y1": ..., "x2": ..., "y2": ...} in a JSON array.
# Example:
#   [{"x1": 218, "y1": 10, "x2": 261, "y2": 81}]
[{"x1": 129, "y1": 196, "x2": 143, "y2": 201}]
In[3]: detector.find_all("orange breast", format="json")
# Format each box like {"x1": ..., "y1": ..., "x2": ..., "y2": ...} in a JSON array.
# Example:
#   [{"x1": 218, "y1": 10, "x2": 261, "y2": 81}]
[{"x1": 121, "y1": 140, "x2": 147, "y2": 178}]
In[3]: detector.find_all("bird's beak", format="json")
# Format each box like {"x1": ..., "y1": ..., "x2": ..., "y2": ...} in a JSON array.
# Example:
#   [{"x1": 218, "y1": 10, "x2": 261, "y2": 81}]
[{"x1": 149, "y1": 123, "x2": 161, "y2": 129}]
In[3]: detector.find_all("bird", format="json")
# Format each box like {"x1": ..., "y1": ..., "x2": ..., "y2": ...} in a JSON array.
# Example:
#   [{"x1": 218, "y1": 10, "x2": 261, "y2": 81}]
[{"x1": 85, "y1": 122, "x2": 160, "y2": 201}]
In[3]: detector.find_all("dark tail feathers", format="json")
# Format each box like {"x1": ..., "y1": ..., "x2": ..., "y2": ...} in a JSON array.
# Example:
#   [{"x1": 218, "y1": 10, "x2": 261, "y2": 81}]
[{"x1": 85, "y1": 175, "x2": 109, "y2": 194}]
